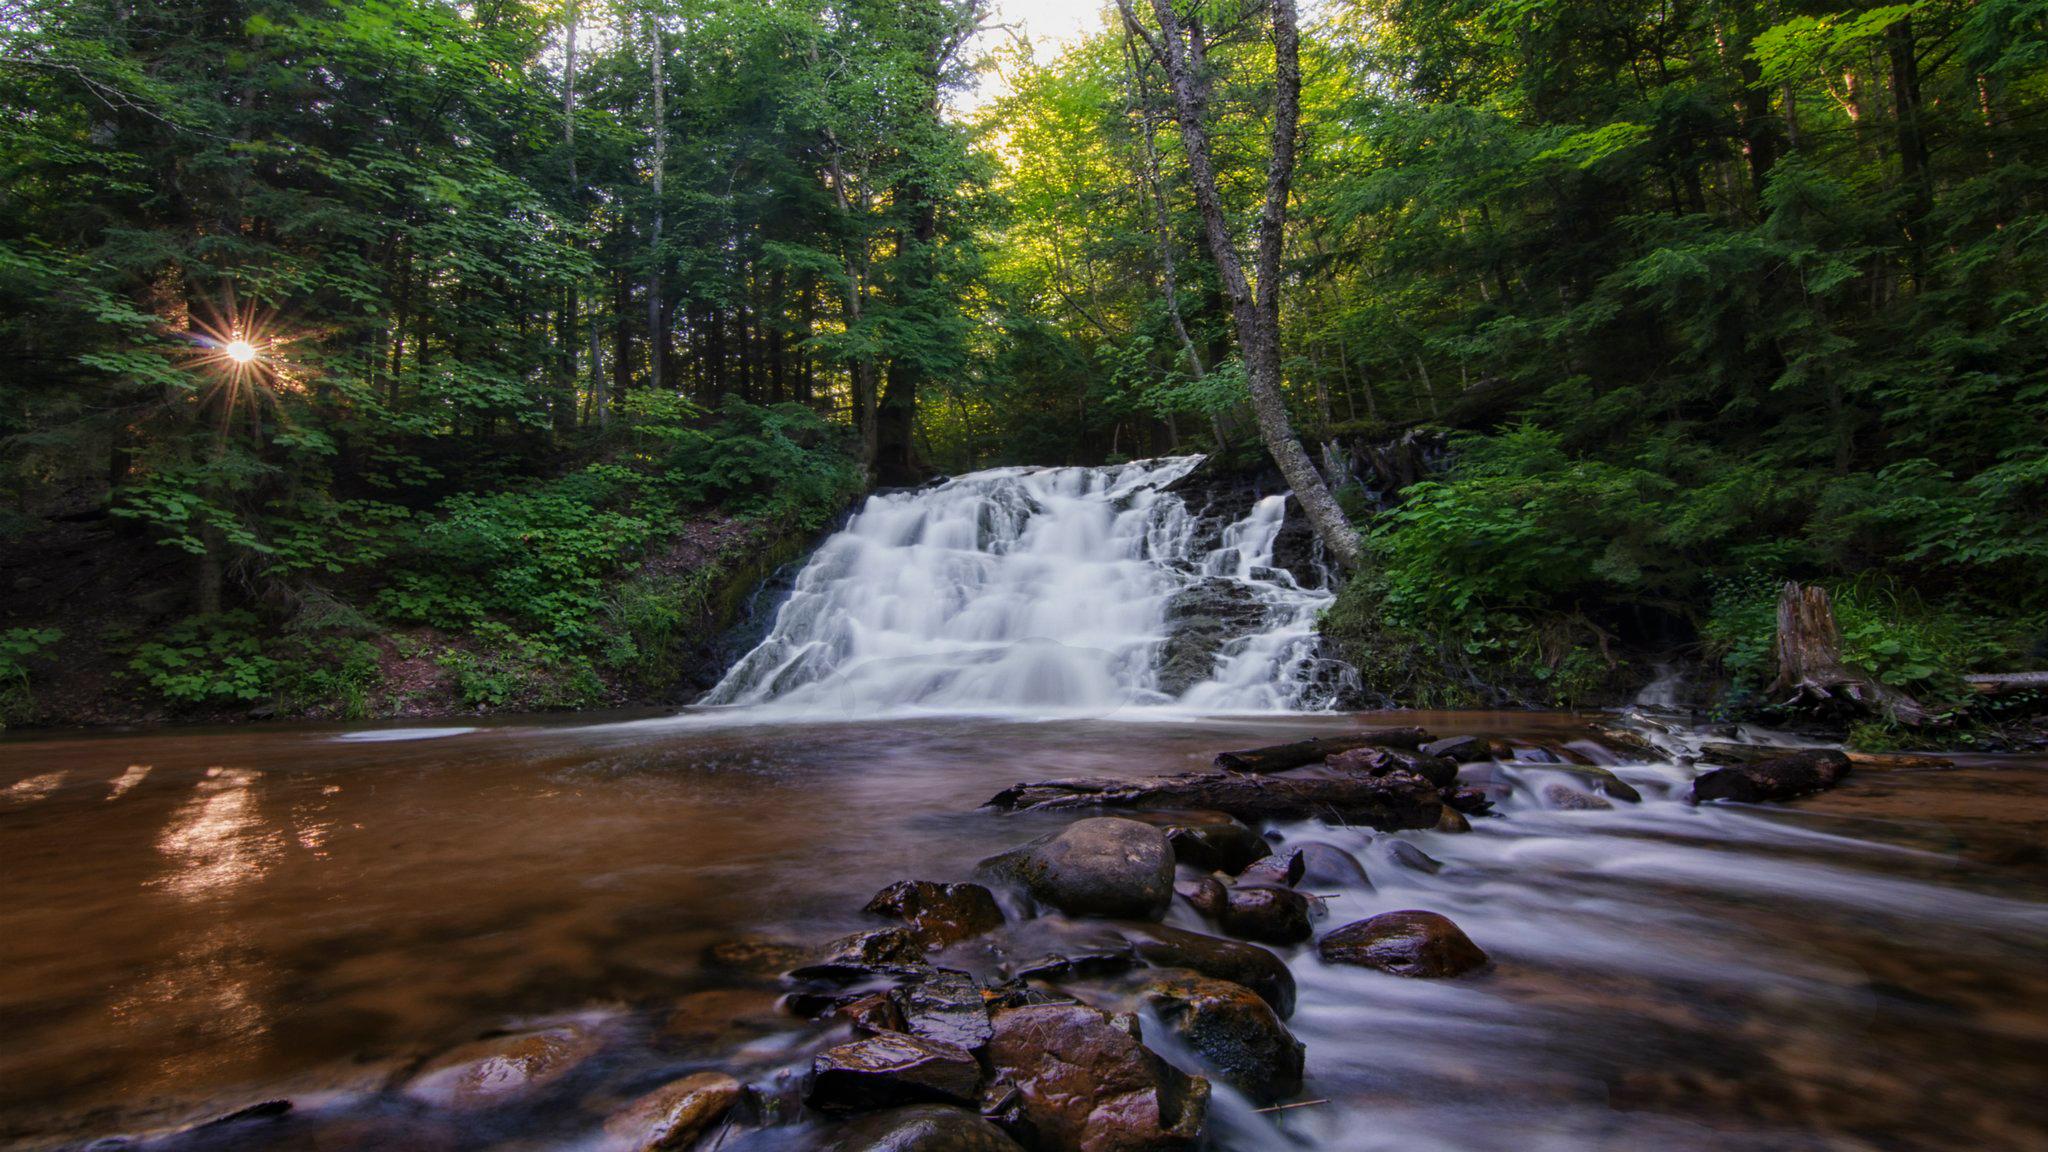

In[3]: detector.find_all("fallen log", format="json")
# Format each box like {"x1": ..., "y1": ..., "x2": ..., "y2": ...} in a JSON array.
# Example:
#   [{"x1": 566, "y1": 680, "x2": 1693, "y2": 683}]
[
  {"x1": 1964, "y1": 672, "x2": 2048, "y2": 695},
  {"x1": 1769, "y1": 582, "x2": 1932, "y2": 725},
  {"x1": 1689, "y1": 750, "x2": 1852, "y2": 805},
  {"x1": 986, "y1": 770, "x2": 1442, "y2": 831},
  {"x1": 1213, "y1": 728, "x2": 1431, "y2": 772},
  {"x1": 1698, "y1": 741, "x2": 1952, "y2": 771}
]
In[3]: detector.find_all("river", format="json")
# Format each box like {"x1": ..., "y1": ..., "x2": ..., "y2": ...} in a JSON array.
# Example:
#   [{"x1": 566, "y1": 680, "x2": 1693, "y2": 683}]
[{"x1": 2, "y1": 710, "x2": 2045, "y2": 1150}]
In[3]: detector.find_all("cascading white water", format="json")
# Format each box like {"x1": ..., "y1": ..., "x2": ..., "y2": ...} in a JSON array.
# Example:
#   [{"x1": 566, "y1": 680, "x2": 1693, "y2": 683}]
[{"x1": 702, "y1": 457, "x2": 1345, "y2": 715}]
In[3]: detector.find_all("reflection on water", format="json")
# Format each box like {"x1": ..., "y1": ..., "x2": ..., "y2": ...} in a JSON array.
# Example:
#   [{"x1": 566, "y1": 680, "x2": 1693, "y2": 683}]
[
  {"x1": 0, "y1": 712, "x2": 2043, "y2": 1150},
  {"x1": 154, "y1": 768, "x2": 280, "y2": 900}
]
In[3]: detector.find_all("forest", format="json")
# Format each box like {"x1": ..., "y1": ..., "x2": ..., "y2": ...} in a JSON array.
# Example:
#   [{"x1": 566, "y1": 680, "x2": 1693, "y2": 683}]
[{"x1": 3, "y1": 0, "x2": 2046, "y2": 739}]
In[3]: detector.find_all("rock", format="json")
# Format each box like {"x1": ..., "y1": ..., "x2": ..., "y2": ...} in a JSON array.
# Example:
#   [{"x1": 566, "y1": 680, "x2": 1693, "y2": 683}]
[
  {"x1": 1212, "y1": 728, "x2": 1431, "y2": 772},
  {"x1": 1213, "y1": 885, "x2": 1314, "y2": 946},
  {"x1": 603, "y1": 1072, "x2": 742, "y2": 1151},
  {"x1": 977, "y1": 817, "x2": 1175, "y2": 920},
  {"x1": 1237, "y1": 849, "x2": 1304, "y2": 888},
  {"x1": 1139, "y1": 972, "x2": 1305, "y2": 1104},
  {"x1": 1326, "y1": 745, "x2": 1459, "y2": 788},
  {"x1": 1158, "y1": 582, "x2": 1269, "y2": 697},
  {"x1": 1443, "y1": 786, "x2": 1493, "y2": 815},
  {"x1": 1435, "y1": 806, "x2": 1472, "y2": 833},
  {"x1": 403, "y1": 1025, "x2": 603, "y2": 1111},
  {"x1": 835, "y1": 992, "x2": 908, "y2": 1036},
  {"x1": 892, "y1": 968, "x2": 992, "y2": 1052},
  {"x1": 1177, "y1": 876, "x2": 1228, "y2": 917},
  {"x1": 985, "y1": 1004, "x2": 1209, "y2": 1152},
  {"x1": 703, "y1": 937, "x2": 810, "y2": 978},
  {"x1": 806, "y1": 1034, "x2": 983, "y2": 1114},
  {"x1": 1534, "y1": 764, "x2": 1644, "y2": 803},
  {"x1": 865, "y1": 881, "x2": 1007, "y2": 950},
  {"x1": 986, "y1": 769, "x2": 1443, "y2": 830},
  {"x1": 1420, "y1": 735, "x2": 1499, "y2": 763},
  {"x1": 1160, "y1": 814, "x2": 1270, "y2": 875},
  {"x1": 1689, "y1": 750, "x2": 1852, "y2": 804},
  {"x1": 824, "y1": 1105, "x2": 1026, "y2": 1152},
  {"x1": 1124, "y1": 924, "x2": 1296, "y2": 1018},
  {"x1": 1380, "y1": 840, "x2": 1443, "y2": 874},
  {"x1": 789, "y1": 928, "x2": 929, "y2": 983},
  {"x1": 954, "y1": 919, "x2": 1139, "y2": 983},
  {"x1": 1319, "y1": 911, "x2": 1488, "y2": 978},
  {"x1": 1294, "y1": 841, "x2": 1372, "y2": 889},
  {"x1": 663, "y1": 987, "x2": 785, "y2": 1049},
  {"x1": 1542, "y1": 783, "x2": 1613, "y2": 811}
]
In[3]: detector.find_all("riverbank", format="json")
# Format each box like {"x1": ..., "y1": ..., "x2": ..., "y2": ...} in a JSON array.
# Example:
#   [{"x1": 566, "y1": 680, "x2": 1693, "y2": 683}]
[{"x1": 3, "y1": 709, "x2": 2043, "y2": 1150}]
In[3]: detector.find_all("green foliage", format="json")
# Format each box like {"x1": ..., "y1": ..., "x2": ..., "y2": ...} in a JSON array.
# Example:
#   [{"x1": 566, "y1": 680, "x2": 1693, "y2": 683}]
[
  {"x1": 661, "y1": 398, "x2": 864, "y2": 527},
  {"x1": 436, "y1": 625, "x2": 606, "y2": 711},
  {"x1": 0, "y1": 627, "x2": 62, "y2": 726},
  {"x1": 128, "y1": 613, "x2": 278, "y2": 705}
]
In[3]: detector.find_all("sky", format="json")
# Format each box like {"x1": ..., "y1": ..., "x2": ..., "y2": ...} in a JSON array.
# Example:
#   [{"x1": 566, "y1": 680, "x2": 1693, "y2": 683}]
[{"x1": 958, "y1": 0, "x2": 1109, "y2": 114}]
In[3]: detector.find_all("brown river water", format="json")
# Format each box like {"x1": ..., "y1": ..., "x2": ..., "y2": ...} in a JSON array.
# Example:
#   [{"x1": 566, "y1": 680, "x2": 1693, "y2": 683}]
[{"x1": 2, "y1": 709, "x2": 2045, "y2": 1151}]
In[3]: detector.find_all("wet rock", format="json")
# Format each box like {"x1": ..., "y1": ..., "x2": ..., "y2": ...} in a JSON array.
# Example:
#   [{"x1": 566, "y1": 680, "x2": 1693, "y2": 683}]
[
  {"x1": 1536, "y1": 764, "x2": 1644, "y2": 803},
  {"x1": 893, "y1": 968, "x2": 992, "y2": 1052},
  {"x1": 1420, "y1": 734, "x2": 1502, "y2": 763},
  {"x1": 703, "y1": 937, "x2": 810, "y2": 978},
  {"x1": 1124, "y1": 924, "x2": 1296, "y2": 1017},
  {"x1": 977, "y1": 817, "x2": 1175, "y2": 920},
  {"x1": 986, "y1": 1003, "x2": 1209, "y2": 1152},
  {"x1": 865, "y1": 881, "x2": 1007, "y2": 951},
  {"x1": 1443, "y1": 786, "x2": 1494, "y2": 815},
  {"x1": 1158, "y1": 582, "x2": 1268, "y2": 697},
  {"x1": 824, "y1": 1104, "x2": 1026, "y2": 1152},
  {"x1": 1237, "y1": 849, "x2": 1304, "y2": 888},
  {"x1": 1380, "y1": 840, "x2": 1443, "y2": 874},
  {"x1": 1294, "y1": 841, "x2": 1372, "y2": 889},
  {"x1": 663, "y1": 987, "x2": 786, "y2": 1048},
  {"x1": 1319, "y1": 911, "x2": 1488, "y2": 978},
  {"x1": 1690, "y1": 750, "x2": 1852, "y2": 804},
  {"x1": 1177, "y1": 876, "x2": 1228, "y2": 917},
  {"x1": 1434, "y1": 806, "x2": 1472, "y2": 833},
  {"x1": 1543, "y1": 783, "x2": 1613, "y2": 811},
  {"x1": 1160, "y1": 814, "x2": 1271, "y2": 875},
  {"x1": 789, "y1": 928, "x2": 929, "y2": 983},
  {"x1": 403, "y1": 1024, "x2": 603, "y2": 1111},
  {"x1": 807, "y1": 1034, "x2": 983, "y2": 1114},
  {"x1": 1139, "y1": 972, "x2": 1305, "y2": 1104},
  {"x1": 604, "y1": 1072, "x2": 742, "y2": 1151},
  {"x1": 1213, "y1": 885, "x2": 1314, "y2": 946},
  {"x1": 954, "y1": 919, "x2": 1139, "y2": 983},
  {"x1": 1326, "y1": 745, "x2": 1459, "y2": 788},
  {"x1": 836, "y1": 992, "x2": 908, "y2": 1036}
]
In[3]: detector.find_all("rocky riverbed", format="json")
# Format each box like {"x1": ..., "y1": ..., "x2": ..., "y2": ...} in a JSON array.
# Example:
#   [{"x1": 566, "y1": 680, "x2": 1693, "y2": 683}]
[{"x1": 2, "y1": 711, "x2": 2044, "y2": 1151}]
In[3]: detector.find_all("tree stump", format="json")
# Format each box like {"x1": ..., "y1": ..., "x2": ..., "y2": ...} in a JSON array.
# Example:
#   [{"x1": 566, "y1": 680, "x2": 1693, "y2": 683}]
[{"x1": 1768, "y1": 582, "x2": 1930, "y2": 725}]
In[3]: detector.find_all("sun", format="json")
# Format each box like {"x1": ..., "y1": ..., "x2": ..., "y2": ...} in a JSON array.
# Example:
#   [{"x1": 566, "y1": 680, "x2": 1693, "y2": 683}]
[{"x1": 224, "y1": 338, "x2": 258, "y2": 365}]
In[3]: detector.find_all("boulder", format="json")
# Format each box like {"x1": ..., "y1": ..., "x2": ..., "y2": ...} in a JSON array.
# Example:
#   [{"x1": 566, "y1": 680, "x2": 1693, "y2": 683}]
[
  {"x1": 1319, "y1": 911, "x2": 1488, "y2": 978},
  {"x1": 1325, "y1": 745, "x2": 1459, "y2": 789},
  {"x1": 985, "y1": 1004, "x2": 1209, "y2": 1152},
  {"x1": 834, "y1": 992, "x2": 908, "y2": 1036},
  {"x1": 403, "y1": 1025, "x2": 602, "y2": 1111},
  {"x1": 892, "y1": 968, "x2": 992, "y2": 1053},
  {"x1": 1237, "y1": 849, "x2": 1304, "y2": 888},
  {"x1": 603, "y1": 1072, "x2": 742, "y2": 1152},
  {"x1": 1542, "y1": 783, "x2": 1612, "y2": 811},
  {"x1": 1690, "y1": 750, "x2": 1852, "y2": 804},
  {"x1": 865, "y1": 881, "x2": 1007, "y2": 950},
  {"x1": 1213, "y1": 885, "x2": 1314, "y2": 946},
  {"x1": 1157, "y1": 582, "x2": 1268, "y2": 697},
  {"x1": 1533, "y1": 764, "x2": 1643, "y2": 803},
  {"x1": 954, "y1": 918, "x2": 1139, "y2": 983},
  {"x1": 806, "y1": 1034, "x2": 982, "y2": 1114},
  {"x1": 1379, "y1": 840, "x2": 1443, "y2": 875},
  {"x1": 1139, "y1": 972, "x2": 1305, "y2": 1103},
  {"x1": 1123, "y1": 924, "x2": 1296, "y2": 1017},
  {"x1": 1293, "y1": 841, "x2": 1371, "y2": 889},
  {"x1": 789, "y1": 928, "x2": 929, "y2": 984},
  {"x1": 1434, "y1": 806, "x2": 1472, "y2": 833},
  {"x1": 1158, "y1": 814, "x2": 1271, "y2": 875},
  {"x1": 824, "y1": 1105, "x2": 1026, "y2": 1152},
  {"x1": 1420, "y1": 734, "x2": 1502, "y2": 763},
  {"x1": 978, "y1": 818, "x2": 1175, "y2": 920}
]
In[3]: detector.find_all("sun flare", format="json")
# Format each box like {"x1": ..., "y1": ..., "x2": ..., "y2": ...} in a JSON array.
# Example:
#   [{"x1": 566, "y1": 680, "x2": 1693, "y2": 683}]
[{"x1": 224, "y1": 339, "x2": 258, "y2": 364}]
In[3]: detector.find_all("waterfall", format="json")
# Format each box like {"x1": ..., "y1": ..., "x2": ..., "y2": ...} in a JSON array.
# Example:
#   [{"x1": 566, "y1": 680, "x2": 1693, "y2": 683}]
[{"x1": 702, "y1": 457, "x2": 1349, "y2": 716}]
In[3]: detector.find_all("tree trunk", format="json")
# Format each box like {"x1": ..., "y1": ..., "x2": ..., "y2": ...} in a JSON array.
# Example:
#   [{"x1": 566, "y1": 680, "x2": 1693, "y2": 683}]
[
  {"x1": 1769, "y1": 581, "x2": 1930, "y2": 724},
  {"x1": 1122, "y1": 0, "x2": 1363, "y2": 570},
  {"x1": 645, "y1": 9, "x2": 666, "y2": 393}
]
